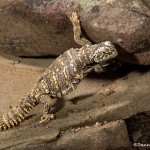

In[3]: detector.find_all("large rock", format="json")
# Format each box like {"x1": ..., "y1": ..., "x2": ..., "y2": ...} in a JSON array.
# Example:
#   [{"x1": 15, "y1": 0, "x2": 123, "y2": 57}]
[
  {"x1": 0, "y1": 0, "x2": 78, "y2": 56},
  {"x1": 0, "y1": 0, "x2": 150, "y2": 64},
  {"x1": 0, "y1": 120, "x2": 131, "y2": 150},
  {"x1": 54, "y1": 120, "x2": 131, "y2": 150}
]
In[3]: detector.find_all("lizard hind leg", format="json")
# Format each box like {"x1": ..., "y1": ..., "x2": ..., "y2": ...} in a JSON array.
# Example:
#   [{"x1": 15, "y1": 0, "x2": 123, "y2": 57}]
[
  {"x1": 39, "y1": 95, "x2": 56, "y2": 124},
  {"x1": 70, "y1": 12, "x2": 92, "y2": 46}
]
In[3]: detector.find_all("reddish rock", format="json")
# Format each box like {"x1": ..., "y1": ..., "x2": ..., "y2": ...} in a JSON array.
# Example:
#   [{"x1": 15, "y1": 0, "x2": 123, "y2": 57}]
[{"x1": 0, "y1": 0, "x2": 149, "y2": 64}]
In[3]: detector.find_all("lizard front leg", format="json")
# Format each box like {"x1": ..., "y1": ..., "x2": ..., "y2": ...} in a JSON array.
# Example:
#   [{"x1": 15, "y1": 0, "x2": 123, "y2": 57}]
[
  {"x1": 39, "y1": 95, "x2": 56, "y2": 124},
  {"x1": 70, "y1": 12, "x2": 92, "y2": 46}
]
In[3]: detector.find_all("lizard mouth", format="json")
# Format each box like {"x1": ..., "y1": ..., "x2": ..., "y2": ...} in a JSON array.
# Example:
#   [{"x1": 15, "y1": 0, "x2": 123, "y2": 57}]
[{"x1": 100, "y1": 59, "x2": 121, "y2": 70}]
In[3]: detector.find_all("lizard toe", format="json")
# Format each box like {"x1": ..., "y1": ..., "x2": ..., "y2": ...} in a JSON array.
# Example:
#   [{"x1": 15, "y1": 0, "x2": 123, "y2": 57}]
[{"x1": 39, "y1": 114, "x2": 55, "y2": 124}]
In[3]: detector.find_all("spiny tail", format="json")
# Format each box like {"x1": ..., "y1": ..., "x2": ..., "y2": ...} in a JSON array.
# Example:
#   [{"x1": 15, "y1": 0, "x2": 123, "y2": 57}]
[{"x1": 0, "y1": 93, "x2": 38, "y2": 131}]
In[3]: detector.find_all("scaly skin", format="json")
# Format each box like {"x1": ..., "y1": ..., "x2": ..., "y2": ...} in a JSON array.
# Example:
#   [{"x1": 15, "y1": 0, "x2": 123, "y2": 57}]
[{"x1": 0, "y1": 12, "x2": 118, "y2": 130}]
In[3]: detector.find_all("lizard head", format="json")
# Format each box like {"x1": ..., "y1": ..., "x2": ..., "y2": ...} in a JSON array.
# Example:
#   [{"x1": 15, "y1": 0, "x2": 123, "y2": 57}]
[{"x1": 92, "y1": 41, "x2": 118, "y2": 64}]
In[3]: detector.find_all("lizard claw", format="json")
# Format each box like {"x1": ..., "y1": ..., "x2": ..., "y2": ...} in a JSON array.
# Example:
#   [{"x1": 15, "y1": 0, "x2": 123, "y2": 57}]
[
  {"x1": 39, "y1": 114, "x2": 55, "y2": 124},
  {"x1": 70, "y1": 12, "x2": 79, "y2": 24}
]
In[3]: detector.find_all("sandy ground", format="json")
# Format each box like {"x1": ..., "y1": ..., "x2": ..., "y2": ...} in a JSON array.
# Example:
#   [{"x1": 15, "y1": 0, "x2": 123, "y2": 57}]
[{"x1": 0, "y1": 52, "x2": 52, "y2": 114}]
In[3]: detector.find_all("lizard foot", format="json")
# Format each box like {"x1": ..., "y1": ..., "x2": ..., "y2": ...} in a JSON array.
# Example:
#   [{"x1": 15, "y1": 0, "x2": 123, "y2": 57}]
[
  {"x1": 70, "y1": 12, "x2": 92, "y2": 46},
  {"x1": 39, "y1": 114, "x2": 55, "y2": 124},
  {"x1": 70, "y1": 12, "x2": 79, "y2": 25}
]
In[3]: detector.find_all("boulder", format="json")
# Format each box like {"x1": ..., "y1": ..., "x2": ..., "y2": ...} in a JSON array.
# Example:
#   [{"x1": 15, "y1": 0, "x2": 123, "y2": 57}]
[
  {"x1": 54, "y1": 120, "x2": 131, "y2": 150},
  {"x1": 0, "y1": 0, "x2": 149, "y2": 64}
]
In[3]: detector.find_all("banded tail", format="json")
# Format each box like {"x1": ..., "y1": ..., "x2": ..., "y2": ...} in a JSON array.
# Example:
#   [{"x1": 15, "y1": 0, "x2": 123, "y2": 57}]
[{"x1": 0, "y1": 93, "x2": 37, "y2": 130}]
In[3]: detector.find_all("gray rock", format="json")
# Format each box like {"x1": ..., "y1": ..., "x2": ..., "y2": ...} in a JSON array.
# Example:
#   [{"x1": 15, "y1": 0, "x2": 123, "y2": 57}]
[
  {"x1": 0, "y1": 120, "x2": 131, "y2": 150},
  {"x1": 0, "y1": 126, "x2": 60, "y2": 150},
  {"x1": 54, "y1": 120, "x2": 131, "y2": 150},
  {"x1": 0, "y1": 0, "x2": 149, "y2": 64},
  {"x1": 0, "y1": 0, "x2": 78, "y2": 56}
]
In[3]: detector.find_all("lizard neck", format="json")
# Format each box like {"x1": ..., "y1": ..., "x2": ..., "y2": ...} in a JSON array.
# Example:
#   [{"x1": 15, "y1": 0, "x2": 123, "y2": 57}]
[{"x1": 79, "y1": 44, "x2": 97, "y2": 65}]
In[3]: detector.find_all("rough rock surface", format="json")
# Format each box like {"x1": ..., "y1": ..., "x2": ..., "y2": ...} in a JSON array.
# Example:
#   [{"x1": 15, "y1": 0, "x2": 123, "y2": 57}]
[
  {"x1": 0, "y1": 0, "x2": 150, "y2": 64},
  {"x1": 0, "y1": 53, "x2": 149, "y2": 149},
  {"x1": 126, "y1": 111, "x2": 150, "y2": 145},
  {"x1": 54, "y1": 120, "x2": 131, "y2": 150},
  {"x1": 0, "y1": 120, "x2": 132, "y2": 150}
]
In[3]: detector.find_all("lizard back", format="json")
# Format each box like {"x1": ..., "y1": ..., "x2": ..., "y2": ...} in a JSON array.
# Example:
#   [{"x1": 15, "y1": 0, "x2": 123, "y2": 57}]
[{"x1": 38, "y1": 45, "x2": 94, "y2": 98}]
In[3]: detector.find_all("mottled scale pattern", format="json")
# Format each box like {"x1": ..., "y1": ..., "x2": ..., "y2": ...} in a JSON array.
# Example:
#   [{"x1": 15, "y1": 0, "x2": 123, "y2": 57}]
[
  {"x1": 41, "y1": 46, "x2": 93, "y2": 97},
  {"x1": 0, "y1": 93, "x2": 37, "y2": 130},
  {"x1": 0, "y1": 41, "x2": 118, "y2": 130},
  {"x1": 0, "y1": 10, "x2": 119, "y2": 131}
]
